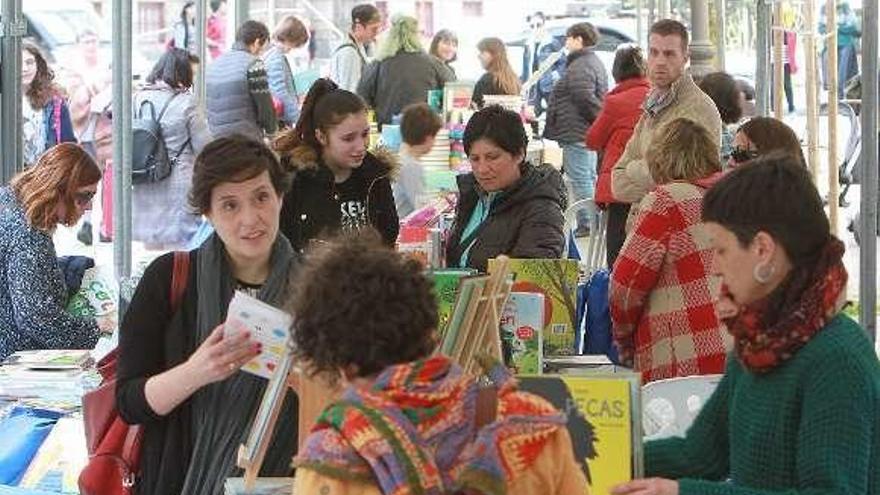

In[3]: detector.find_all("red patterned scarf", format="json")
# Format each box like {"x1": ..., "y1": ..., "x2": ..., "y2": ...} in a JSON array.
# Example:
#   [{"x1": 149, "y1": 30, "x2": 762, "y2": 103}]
[{"x1": 723, "y1": 238, "x2": 848, "y2": 373}]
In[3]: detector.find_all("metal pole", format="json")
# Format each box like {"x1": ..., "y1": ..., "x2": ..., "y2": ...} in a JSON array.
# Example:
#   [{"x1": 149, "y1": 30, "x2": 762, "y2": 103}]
[
  {"x1": 859, "y1": 0, "x2": 878, "y2": 343},
  {"x1": 715, "y1": 0, "x2": 726, "y2": 70},
  {"x1": 0, "y1": 0, "x2": 23, "y2": 183},
  {"x1": 112, "y1": 0, "x2": 133, "y2": 279},
  {"x1": 826, "y1": 0, "x2": 839, "y2": 233},
  {"x1": 195, "y1": 0, "x2": 207, "y2": 110},
  {"x1": 236, "y1": 0, "x2": 251, "y2": 28},
  {"x1": 756, "y1": 0, "x2": 772, "y2": 116},
  {"x1": 804, "y1": 0, "x2": 820, "y2": 181},
  {"x1": 268, "y1": 0, "x2": 276, "y2": 27},
  {"x1": 636, "y1": 0, "x2": 644, "y2": 48},
  {"x1": 773, "y1": 2, "x2": 785, "y2": 119}
]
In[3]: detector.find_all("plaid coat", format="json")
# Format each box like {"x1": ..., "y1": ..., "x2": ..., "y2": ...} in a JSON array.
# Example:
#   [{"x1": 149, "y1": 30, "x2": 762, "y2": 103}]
[{"x1": 610, "y1": 179, "x2": 732, "y2": 382}]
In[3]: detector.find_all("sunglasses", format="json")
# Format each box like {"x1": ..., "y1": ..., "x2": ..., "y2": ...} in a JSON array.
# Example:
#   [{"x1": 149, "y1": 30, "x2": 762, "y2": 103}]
[
  {"x1": 730, "y1": 147, "x2": 760, "y2": 164},
  {"x1": 530, "y1": 22, "x2": 544, "y2": 29},
  {"x1": 74, "y1": 191, "x2": 96, "y2": 207}
]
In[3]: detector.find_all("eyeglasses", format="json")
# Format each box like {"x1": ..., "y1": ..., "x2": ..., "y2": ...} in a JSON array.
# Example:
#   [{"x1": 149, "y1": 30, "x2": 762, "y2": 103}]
[
  {"x1": 730, "y1": 147, "x2": 760, "y2": 164},
  {"x1": 530, "y1": 22, "x2": 544, "y2": 29},
  {"x1": 74, "y1": 191, "x2": 96, "y2": 207}
]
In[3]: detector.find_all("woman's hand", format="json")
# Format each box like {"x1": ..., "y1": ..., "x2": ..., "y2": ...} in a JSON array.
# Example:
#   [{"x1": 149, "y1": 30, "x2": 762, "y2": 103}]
[
  {"x1": 184, "y1": 324, "x2": 261, "y2": 388},
  {"x1": 612, "y1": 478, "x2": 679, "y2": 495},
  {"x1": 95, "y1": 314, "x2": 116, "y2": 334}
]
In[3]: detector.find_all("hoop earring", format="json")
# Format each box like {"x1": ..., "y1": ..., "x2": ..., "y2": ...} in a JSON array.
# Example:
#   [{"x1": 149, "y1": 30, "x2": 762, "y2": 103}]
[{"x1": 753, "y1": 262, "x2": 775, "y2": 284}]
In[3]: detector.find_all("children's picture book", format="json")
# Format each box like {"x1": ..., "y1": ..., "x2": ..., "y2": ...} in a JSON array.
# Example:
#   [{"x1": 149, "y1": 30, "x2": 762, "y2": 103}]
[
  {"x1": 438, "y1": 274, "x2": 488, "y2": 358},
  {"x1": 499, "y1": 292, "x2": 544, "y2": 375},
  {"x1": 1, "y1": 350, "x2": 93, "y2": 370},
  {"x1": 17, "y1": 416, "x2": 88, "y2": 493},
  {"x1": 224, "y1": 292, "x2": 293, "y2": 380},
  {"x1": 66, "y1": 267, "x2": 116, "y2": 318},
  {"x1": 518, "y1": 373, "x2": 642, "y2": 495},
  {"x1": 488, "y1": 258, "x2": 580, "y2": 355},
  {"x1": 430, "y1": 269, "x2": 476, "y2": 339}
]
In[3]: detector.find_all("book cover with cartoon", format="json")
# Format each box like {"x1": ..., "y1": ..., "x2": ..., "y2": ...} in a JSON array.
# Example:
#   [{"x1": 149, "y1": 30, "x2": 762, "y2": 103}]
[
  {"x1": 431, "y1": 269, "x2": 476, "y2": 339},
  {"x1": 500, "y1": 292, "x2": 544, "y2": 374},
  {"x1": 489, "y1": 258, "x2": 579, "y2": 355},
  {"x1": 518, "y1": 374, "x2": 642, "y2": 495}
]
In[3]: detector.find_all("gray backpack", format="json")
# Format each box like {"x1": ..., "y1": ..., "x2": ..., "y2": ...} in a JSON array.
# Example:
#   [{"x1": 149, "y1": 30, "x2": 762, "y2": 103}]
[{"x1": 132, "y1": 92, "x2": 187, "y2": 184}]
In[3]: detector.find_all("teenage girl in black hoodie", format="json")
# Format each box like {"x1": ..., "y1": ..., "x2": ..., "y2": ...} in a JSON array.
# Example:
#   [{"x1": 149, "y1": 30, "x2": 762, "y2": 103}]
[{"x1": 274, "y1": 78, "x2": 399, "y2": 252}]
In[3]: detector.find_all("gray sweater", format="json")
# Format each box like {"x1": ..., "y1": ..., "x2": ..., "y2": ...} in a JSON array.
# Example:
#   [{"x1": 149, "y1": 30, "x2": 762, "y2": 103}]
[
  {"x1": 132, "y1": 85, "x2": 213, "y2": 247},
  {"x1": 543, "y1": 49, "x2": 608, "y2": 144}
]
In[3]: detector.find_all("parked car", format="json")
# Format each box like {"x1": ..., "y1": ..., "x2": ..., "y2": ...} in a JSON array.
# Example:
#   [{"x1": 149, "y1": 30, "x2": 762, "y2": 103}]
[{"x1": 503, "y1": 17, "x2": 637, "y2": 86}]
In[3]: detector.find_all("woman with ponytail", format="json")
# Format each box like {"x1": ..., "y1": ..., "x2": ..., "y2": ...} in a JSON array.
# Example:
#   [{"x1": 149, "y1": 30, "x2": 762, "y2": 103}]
[{"x1": 275, "y1": 78, "x2": 399, "y2": 252}]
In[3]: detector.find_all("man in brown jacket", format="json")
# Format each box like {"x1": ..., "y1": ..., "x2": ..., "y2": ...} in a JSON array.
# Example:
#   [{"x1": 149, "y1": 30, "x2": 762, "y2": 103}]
[{"x1": 611, "y1": 20, "x2": 721, "y2": 211}]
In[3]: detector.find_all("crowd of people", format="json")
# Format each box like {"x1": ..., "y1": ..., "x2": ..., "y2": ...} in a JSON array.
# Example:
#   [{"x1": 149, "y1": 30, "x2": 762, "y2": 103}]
[{"x1": 0, "y1": 3, "x2": 877, "y2": 495}]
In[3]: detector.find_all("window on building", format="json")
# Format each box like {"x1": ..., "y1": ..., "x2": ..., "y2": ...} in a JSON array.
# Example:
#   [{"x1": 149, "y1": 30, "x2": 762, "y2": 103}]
[
  {"x1": 138, "y1": 1, "x2": 165, "y2": 45},
  {"x1": 416, "y1": 1, "x2": 434, "y2": 37},
  {"x1": 463, "y1": 1, "x2": 483, "y2": 17}
]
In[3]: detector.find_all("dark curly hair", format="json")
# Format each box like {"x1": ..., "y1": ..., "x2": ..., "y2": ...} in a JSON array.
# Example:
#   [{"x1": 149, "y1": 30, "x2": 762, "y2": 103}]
[
  {"x1": 289, "y1": 230, "x2": 438, "y2": 384},
  {"x1": 697, "y1": 71, "x2": 743, "y2": 124}
]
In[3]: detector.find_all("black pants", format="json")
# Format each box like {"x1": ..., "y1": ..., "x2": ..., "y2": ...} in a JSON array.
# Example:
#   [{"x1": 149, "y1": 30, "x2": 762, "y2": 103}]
[{"x1": 605, "y1": 203, "x2": 631, "y2": 268}]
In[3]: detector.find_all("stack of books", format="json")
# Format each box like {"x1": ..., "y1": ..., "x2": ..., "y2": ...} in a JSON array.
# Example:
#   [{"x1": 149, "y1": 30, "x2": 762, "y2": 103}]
[
  {"x1": 422, "y1": 128, "x2": 457, "y2": 194},
  {"x1": 0, "y1": 350, "x2": 97, "y2": 407}
]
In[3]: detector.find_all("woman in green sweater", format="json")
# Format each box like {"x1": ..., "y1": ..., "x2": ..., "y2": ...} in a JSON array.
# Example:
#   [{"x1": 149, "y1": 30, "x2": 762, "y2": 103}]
[{"x1": 613, "y1": 152, "x2": 880, "y2": 495}]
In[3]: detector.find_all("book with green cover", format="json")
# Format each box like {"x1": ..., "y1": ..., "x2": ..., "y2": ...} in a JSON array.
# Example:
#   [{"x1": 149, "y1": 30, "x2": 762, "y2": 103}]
[
  {"x1": 430, "y1": 268, "x2": 476, "y2": 339},
  {"x1": 500, "y1": 292, "x2": 544, "y2": 374}
]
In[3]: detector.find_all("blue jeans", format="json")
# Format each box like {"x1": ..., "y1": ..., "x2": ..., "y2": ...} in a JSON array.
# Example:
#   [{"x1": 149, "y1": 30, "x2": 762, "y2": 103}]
[{"x1": 562, "y1": 143, "x2": 598, "y2": 228}]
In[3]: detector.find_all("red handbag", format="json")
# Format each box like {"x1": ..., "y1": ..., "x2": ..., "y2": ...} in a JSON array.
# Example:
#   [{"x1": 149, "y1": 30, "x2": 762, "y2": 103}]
[{"x1": 78, "y1": 252, "x2": 190, "y2": 495}]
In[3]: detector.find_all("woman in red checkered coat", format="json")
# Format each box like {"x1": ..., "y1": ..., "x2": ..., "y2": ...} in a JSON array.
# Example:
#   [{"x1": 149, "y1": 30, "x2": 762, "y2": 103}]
[{"x1": 610, "y1": 118, "x2": 732, "y2": 382}]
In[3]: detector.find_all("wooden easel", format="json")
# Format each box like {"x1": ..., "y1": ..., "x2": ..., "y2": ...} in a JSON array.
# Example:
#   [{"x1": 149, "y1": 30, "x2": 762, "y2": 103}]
[
  {"x1": 446, "y1": 256, "x2": 513, "y2": 374},
  {"x1": 237, "y1": 352, "x2": 294, "y2": 491}
]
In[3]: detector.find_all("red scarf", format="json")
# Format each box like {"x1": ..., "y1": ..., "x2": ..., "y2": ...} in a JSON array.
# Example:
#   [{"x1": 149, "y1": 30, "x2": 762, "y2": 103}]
[{"x1": 723, "y1": 238, "x2": 848, "y2": 373}]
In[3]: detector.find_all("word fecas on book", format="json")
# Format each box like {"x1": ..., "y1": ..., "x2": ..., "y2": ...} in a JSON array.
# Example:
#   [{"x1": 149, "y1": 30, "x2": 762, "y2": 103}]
[
  {"x1": 518, "y1": 374, "x2": 643, "y2": 495},
  {"x1": 224, "y1": 292, "x2": 293, "y2": 380}
]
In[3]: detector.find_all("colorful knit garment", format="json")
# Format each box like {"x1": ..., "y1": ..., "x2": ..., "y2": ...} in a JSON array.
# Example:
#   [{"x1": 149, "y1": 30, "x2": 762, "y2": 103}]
[{"x1": 294, "y1": 356, "x2": 565, "y2": 495}]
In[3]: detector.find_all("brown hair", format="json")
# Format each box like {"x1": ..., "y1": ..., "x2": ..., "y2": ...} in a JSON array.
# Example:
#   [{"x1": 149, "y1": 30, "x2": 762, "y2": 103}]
[
  {"x1": 22, "y1": 42, "x2": 62, "y2": 110},
  {"x1": 274, "y1": 78, "x2": 367, "y2": 155},
  {"x1": 566, "y1": 22, "x2": 600, "y2": 48},
  {"x1": 612, "y1": 43, "x2": 646, "y2": 83},
  {"x1": 10, "y1": 143, "x2": 101, "y2": 230},
  {"x1": 273, "y1": 15, "x2": 309, "y2": 46},
  {"x1": 648, "y1": 118, "x2": 721, "y2": 184},
  {"x1": 429, "y1": 29, "x2": 458, "y2": 62},
  {"x1": 400, "y1": 103, "x2": 443, "y2": 146},
  {"x1": 477, "y1": 37, "x2": 521, "y2": 96},
  {"x1": 698, "y1": 72, "x2": 744, "y2": 124},
  {"x1": 190, "y1": 135, "x2": 291, "y2": 214},
  {"x1": 737, "y1": 117, "x2": 806, "y2": 167},
  {"x1": 288, "y1": 229, "x2": 437, "y2": 384},
  {"x1": 650, "y1": 19, "x2": 689, "y2": 53}
]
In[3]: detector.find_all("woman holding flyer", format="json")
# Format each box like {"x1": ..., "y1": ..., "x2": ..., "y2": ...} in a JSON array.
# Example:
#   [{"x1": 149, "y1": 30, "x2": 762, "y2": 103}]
[{"x1": 116, "y1": 135, "x2": 300, "y2": 495}]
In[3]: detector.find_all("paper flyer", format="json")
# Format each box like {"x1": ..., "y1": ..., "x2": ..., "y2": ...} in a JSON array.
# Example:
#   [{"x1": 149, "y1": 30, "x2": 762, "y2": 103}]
[{"x1": 225, "y1": 292, "x2": 293, "y2": 380}]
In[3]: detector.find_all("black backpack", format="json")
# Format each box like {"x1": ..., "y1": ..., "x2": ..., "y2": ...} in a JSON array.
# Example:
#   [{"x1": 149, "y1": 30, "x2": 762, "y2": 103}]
[{"x1": 132, "y1": 92, "x2": 188, "y2": 184}]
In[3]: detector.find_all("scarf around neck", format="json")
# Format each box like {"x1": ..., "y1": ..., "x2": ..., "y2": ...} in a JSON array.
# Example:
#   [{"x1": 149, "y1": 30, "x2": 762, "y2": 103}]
[
  {"x1": 180, "y1": 232, "x2": 300, "y2": 494},
  {"x1": 723, "y1": 237, "x2": 848, "y2": 373},
  {"x1": 295, "y1": 356, "x2": 566, "y2": 495}
]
